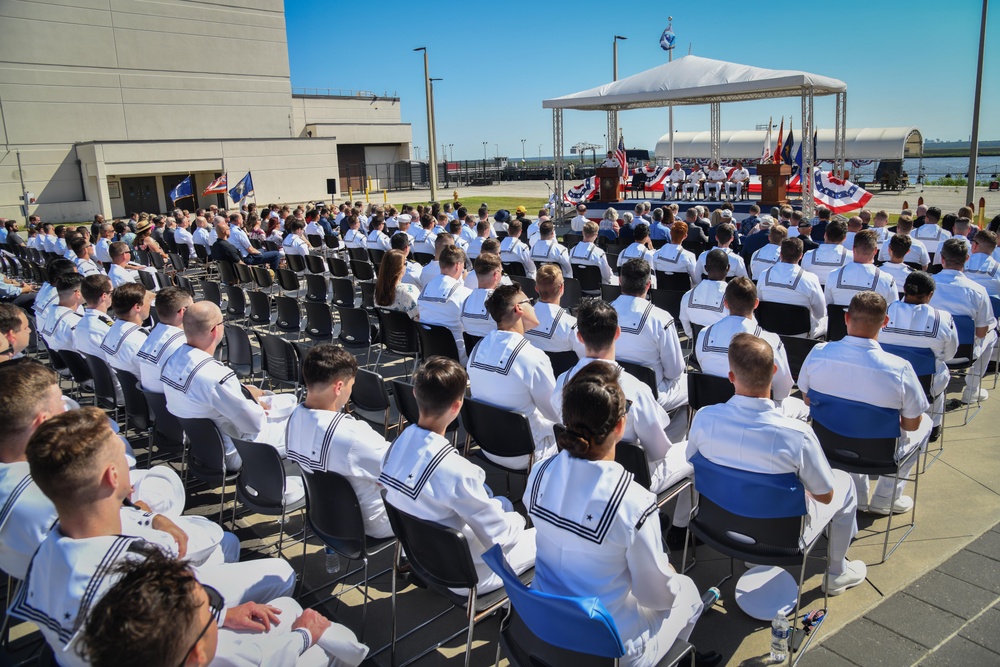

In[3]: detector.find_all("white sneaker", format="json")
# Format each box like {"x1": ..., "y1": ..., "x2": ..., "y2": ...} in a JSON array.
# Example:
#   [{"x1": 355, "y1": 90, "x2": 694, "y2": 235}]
[
  {"x1": 961, "y1": 387, "x2": 988, "y2": 404},
  {"x1": 868, "y1": 495, "x2": 914, "y2": 516},
  {"x1": 822, "y1": 560, "x2": 867, "y2": 596}
]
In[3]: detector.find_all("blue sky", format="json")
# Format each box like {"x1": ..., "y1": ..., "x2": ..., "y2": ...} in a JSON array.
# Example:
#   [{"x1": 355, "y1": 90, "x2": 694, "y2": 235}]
[{"x1": 284, "y1": 0, "x2": 997, "y2": 160}]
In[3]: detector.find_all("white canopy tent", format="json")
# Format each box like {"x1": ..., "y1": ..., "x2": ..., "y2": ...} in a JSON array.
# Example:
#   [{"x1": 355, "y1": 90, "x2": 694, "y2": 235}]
[
  {"x1": 655, "y1": 127, "x2": 923, "y2": 161},
  {"x1": 542, "y1": 55, "x2": 849, "y2": 216}
]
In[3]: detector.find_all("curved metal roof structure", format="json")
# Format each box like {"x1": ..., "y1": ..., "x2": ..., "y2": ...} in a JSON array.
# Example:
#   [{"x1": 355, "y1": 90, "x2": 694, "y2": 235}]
[{"x1": 654, "y1": 127, "x2": 923, "y2": 161}]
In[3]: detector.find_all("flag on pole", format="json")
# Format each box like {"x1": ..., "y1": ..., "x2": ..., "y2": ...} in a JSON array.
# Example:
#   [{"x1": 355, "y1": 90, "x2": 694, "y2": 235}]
[
  {"x1": 789, "y1": 128, "x2": 815, "y2": 187},
  {"x1": 202, "y1": 174, "x2": 228, "y2": 196},
  {"x1": 168, "y1": 175, "x2": 193, "y2": 202},
  {"x1": 773, "y1": 118, "x2": 784, "y2": 165},
  {"x1": 229, "y1": 172, "x2": 254, "y2": 203},
  {"x1": 781, "y1": 120, "x2": 795, "y2": 166},
  {"x1": 659, "y1": 22, "x2": 676, "y2": 51},
  {"x1": 812, "y1": 169, "x2": 873, "y2": 214},
  {"x1": 759, "y1": 117, "x2": 772, "y2": 164},
  {"x1": 616, "y1": 133, "x2": 628, "y2": 188}
]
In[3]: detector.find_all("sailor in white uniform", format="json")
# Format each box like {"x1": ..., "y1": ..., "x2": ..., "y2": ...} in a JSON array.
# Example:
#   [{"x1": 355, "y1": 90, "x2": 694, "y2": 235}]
[
  {"x1": 459, "y1": 253, "x2": 502, "y2": 340},
  {"x1": 72, "y1": 275, "x2": 115, "y2": 360},
  {"x1": 726, "y1": 161, "x2": 750, "y2": 200},
  {"x1": 665, "y1": 162, "x2": 686, "y2": 200},
  {"x1": 529, "y1": 362, "x2": 709, "y2": 667},
  {"x1": 757, "y1": 238, "x2": 828, "y2": 339},
  {"x1": 419, "y1": 234, "x2": 455, "y2": 288},
  {"x1": 611, "y1": 259, "x2": 688, "y2": 429},
  {"x1": 529, "y1": 220, "x2": 573, "y2": 278},
  {"x1": 798, "y1": 292, "x2": 931, "y2": 515},
  {"x1": 366, "y1": 217, "x2": 392, "y2": 252},
  {"x1": 688, "y1": 333, "x2": 867, "y2": 596},
  {"x1": 100, "y1": 282, "x2": 152, "y2": 379},
  {"x1": 136, "y1": 287, "x2": 192, "y2": 393},
  {"x1": 825, "y1": 229, "x2": 899, "y2": 306},
  {"x1": 653, "y1": 223, "x2": 698, "y2": 286},
  {"x1": 466, "y1": 285, "x2": 561, "y2": 470},
  {"x1": 877, "y1": 215, "x2": 930, "y2": 269},
  {"x1": 693, "y1": 278, "x2": 809, "y2": 420},
  {"x1": 94, "y1": 225, "x2": 114, "y2": 264},
  {"x1": 749, "y1": 226, "x2": 787, "y2": 279},
  {"x1": 343, "y1": 216, "x2": 367, "y2": 250},
  {"x1": 380, "y1": 357, "x2": 535, "y2": 594},
  {"x1": 162, "y1": 302, "x2": 295, "y2": 469},
  {"x1": 880, "y1": 234, "x2": 914, "y2": 291},
  {"x1": 411, "y1": 218, "x2": 438, "y2": 256},
  {"x1": 704, "y1": 162, "x2": 727, "y2": 200},
  {"x1": 913, "y1": 207, "x2": 950, "y2": 246},
  {"x1": 683, "y1": 165, "x2": 703, "y2": 201},
  {"x1": 417, "y1": 245, "x2": 474, "y2": 362},
  {"x1": 616, "y1": 224, "x2": 657, "y2": 287},
  {"x1": 525, "y1": 265, "x2": 587, "y2": 357},
  {"x1": 679, "y1": 250, "x2": 730, "y2": 338},
  {"x1": 694, "y1": 224, "x2": 747, "y2": 280},
  {"x1": 389, "y1": 232, "x2": 424, "y2": 289},
  {"x1": 465, "y1": 220, "x2": 493, "y2": 260},
  {"x1": 282, "y1": 220, "x2": 311, "y2": 257},
  {"x1": 499, "y1": 220, "x2": 536, "y2": 279},
  {"x1": 802, "y1": 219, "x2": 851, "y2": 286},
  {"x1": 286, "y1": 345, "x2": 389, "y2": 538},
  {"x1": 40, "y1": 273, "x2": 85, "y2": 353},
  {"x1": 880, "y1": 272, "x2": 958, "y2": 431},
  {"x1": 69, "y1": 236, "x2": 104, "y2": 277},
  {"x1": 965, "y1": 230, "x2": 1000, "y2": 297},
  {"x1": 568, "y1": 222, "x2": 614, "y2": 285}
]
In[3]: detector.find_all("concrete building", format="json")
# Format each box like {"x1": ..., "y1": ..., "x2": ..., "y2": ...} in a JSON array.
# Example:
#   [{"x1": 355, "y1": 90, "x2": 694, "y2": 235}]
[{"x1": 0, "y1": 0, "x2": 412, "y2": 223}]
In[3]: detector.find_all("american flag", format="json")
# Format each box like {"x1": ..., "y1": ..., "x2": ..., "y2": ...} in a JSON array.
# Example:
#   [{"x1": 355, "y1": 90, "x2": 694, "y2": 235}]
[
  {"x1": 616, "y1": 134, "x2": 627, "y2": 184},
  {"x1": 202, "y1": 174, "x2": 228, "y2": 196}
]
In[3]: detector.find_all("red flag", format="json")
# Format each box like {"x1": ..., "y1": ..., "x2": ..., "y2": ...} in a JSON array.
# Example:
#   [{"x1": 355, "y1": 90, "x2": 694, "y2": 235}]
[
  {"x1": 773, "y1": 118, "x2": 784, "y2": 165},
  {"x1": 202, "y1": 174, "x2": 228, "y2": 196}
]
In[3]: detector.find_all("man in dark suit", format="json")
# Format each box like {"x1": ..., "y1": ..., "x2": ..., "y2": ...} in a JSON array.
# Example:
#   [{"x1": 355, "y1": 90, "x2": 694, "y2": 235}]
[
  {"x1": 810, "y1": 206, "x2": 832, "y2": 243},
  {"x1": 682, "y1": 208, "x2": 710, "y2": 255},
  {"x1": 740, "y1": 215, "x2": 774, "y2": 269}
]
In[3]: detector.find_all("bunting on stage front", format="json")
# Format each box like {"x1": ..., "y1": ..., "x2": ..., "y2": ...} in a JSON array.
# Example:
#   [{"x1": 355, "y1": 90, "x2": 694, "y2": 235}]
[
  {"x1": 812, "y1": 169, "x2": 873, "y2": 214},
  {"x1": 564, "y1": 176, "x2": 600, "y2": 204}
]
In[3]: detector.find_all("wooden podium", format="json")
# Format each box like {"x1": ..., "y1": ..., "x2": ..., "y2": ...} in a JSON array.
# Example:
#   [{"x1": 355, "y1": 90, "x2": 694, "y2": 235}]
[
  {"x1": 757, "y1": 163, "x2": 792, "y2": 207},
  {"x1": 597, "y1": 167, "x2": 621, "y2": 202}
]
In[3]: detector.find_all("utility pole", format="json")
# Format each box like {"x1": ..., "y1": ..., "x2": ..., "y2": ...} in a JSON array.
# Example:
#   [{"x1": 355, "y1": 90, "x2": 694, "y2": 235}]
[
  {"x1": 414, "y1": 47, "x2": 438, "y2": 201},
  {"x1": 966, "y1": 0, "x2": 988, "y2": 207}
]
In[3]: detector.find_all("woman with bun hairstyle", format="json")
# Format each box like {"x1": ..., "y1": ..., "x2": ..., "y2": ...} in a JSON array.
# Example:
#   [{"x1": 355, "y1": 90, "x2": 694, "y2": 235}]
[{"x1": 525, "y1": 362, "x2": 719, "y2": 667}]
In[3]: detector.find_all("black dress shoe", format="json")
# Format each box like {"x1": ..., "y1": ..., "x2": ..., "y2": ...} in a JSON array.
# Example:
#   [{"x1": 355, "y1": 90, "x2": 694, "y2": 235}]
[
  {"x1": 930, "y1": 424, "x2": 941, "y2": 442},
  {"x1": 695, "y1": 650, "x2": 723, "y2": 667}
]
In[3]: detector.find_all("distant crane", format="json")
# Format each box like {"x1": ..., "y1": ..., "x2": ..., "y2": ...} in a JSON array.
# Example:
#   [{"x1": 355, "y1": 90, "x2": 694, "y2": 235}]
[{"x1": 570, "y1": 142, "x2": 602, "y2": 165}]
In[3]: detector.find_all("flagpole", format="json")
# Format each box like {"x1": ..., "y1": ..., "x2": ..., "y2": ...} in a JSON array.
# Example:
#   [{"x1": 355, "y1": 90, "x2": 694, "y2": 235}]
[{"x1": 667, "y1": 16, "x2": 674, "y2": 166}]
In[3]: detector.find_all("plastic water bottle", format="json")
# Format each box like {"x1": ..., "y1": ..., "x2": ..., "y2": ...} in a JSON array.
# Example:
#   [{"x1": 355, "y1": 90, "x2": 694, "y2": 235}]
[
  {"x1": 700, "y1": 587, "x2": 721, "y2": 608},
  {"x1": 324, "y1": 547, "x2": 341, "y2": 574},
  {"x1": 770, "y1": 613, "x2": 790, "y2": 662}
]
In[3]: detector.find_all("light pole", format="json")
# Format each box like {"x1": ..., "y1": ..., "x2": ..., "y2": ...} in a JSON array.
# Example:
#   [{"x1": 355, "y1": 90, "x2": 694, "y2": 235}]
[
  {"x1": 521, "y1": 139, "x2": 526, "y2": 162},
  {"x1": 482, "y1": 141, "x2": 488, "y2": 162},
  {"x1": 414, "y1": 146, "x2": 421, "y2": 160},
  {"x1": 966, "y1": 0, "x2": 988, "y2": 207},
  {"x1": 538, "y1": 144, "x2": 543, "y2": 162},
  {"x1": 613, "y1": 35, "x2": 627, "y2": 80},
  {"x1": 449, "y1": 144, "x2": 454, "y2": 161},
  {"x1": 414, "y1": 47, "x2": 438, "y2": 201},
  {"x1": 429, "y1": 76, "x2": 443, "y2": 199}
]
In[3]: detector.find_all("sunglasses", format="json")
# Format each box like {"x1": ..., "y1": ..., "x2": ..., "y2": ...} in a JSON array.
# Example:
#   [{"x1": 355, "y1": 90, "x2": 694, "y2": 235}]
[{"x1": 177, "y1": 584, "x2": 224, "y2": 667}]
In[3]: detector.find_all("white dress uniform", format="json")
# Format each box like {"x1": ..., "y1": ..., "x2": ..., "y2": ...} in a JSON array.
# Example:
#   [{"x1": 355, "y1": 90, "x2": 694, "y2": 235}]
[
  {"x1": 42, "y1": 234, "x2": 58, "y2": 253},
  {"x1": 401, "y1": 258, "x2": 423, "y2": 289},
  {"x1": 73, "y1": 309, "x2": 115, "y2": 359},
  {"x1": 379, "y1": 424, "x2": 536, "y2": 594},
  {"x1": 0, "y1": 461, "x2": 58, "y2": 579},
  {"x1": 411, "y1": 228, "x2": 437, "y2": 255},
  {"x1": 881, "y1": 301, "x2": 959, "y2": 426},
  {"x1": 749, "y1": 243, "x2": 782, "y2": 279},
  {"x1": 94, "y1": 238, "x2": 113, "y2": 263},
  {"x1": 530, "y1": 239, "x2": 573, "y2": 278},
  {"x1": 801, "y1": 244, "x2": 851, "y2": 285},
  {"x1": 464, "y1": 271, "x2": 512, "y2": 291},
  {"x1": 73, "y1": 257, "x2": 104, "y2": 277},
  {"x1": 693, "y1": 316, "x2": 809, "y2": 419},
  {"x1": 32, "y1": 282, "x2": 56, "y2": 316},
  {"x1": 193, "y1": 226, "x2": 212, "y2": 247},
  {"x1": 913, "y1": 224, "x2": 951, "y2": 246},
  {"x1": 878, "y1": 235, "x2": 930, "y2": 267},
  {"x1": 798, "y1": 336, "x2": 931, "y2": 506},
  {"x1": 458, "y1": 288, "x2": 497, "y2": 339},
  {"x1": 367, "y1": 229, "x2": 391, "y2": 251},
  {"x1": 694, "y1": 248, "x2": 747, "y2": 280},
  {"x1": 417, "y1": 274, "x2": 474, "y2": 362},
  {"x1": 136, "y1": 322, "x2": 186, "y2": 393},
  {"x1": 653, "y1": 244, "x2": 698, "y2": 285},
  {"x1": 611, "y1": 295, "x2": 688, "y2": 420},
  {"x1": 686, "y1": 396, "x2": 859, "y2": 578},
  {"x1": 552, "y1": 358, "x2": 692, "y2": 502},
  {"x1": 304, "y1": 221, "x2": 325, "y2": 238},
  {"x1": 570, "y1": 214, "x2": 589, "y2": 233},
  {"x1": 161, "y1": 344, "x2": 292, "y2": 467},
  {"x1": 527, "y1": 451, "x2": 704, "y2": 667},
  {"x1": 617, "y1": 242, "x2": 657, "y2": 272},
  {"x1": 419, "y1": 261, "x2": 441, "y2": 287},
  {"x1": 704, "y1": 169, "x2": 727, "y2": 199},
  {"x1": 568, "y1": 241, "x2": 614, "y2": 284},
  {"x1": 525, "y1": 302, "x2": 586, "y2": 356},
  {"x1": 756, "y1": 262, "x2": 828, "y2": 338},
  {"x1": 466, "y1": 236, "x2": 487, "y2": 260},
  {"x1": 726, "y1": 167, "x2": 750, "y2": 199},
  {"x1": 101, "y1": 320, "x2": 148, "y2": 378},
  {"x1": 964, "y1": 253, "x2": 1000, "y2": 296},
  {"x1": 343, "y1": 228, "x2": 367, "y2": 250},
  {"x1": 679, "y1": 280, "x2": 729, "y2": 338},
  {"x1": 174, "y1": 227, "x2": 195, "y2": 255},
  {"x1": 824, "y1": 262, "x2": 899, "y2": 307},
  {"x1": 282, "y1": 234, "x2": 310, "y2": 257},
  {"x1": 467, "y1": 330, "x2": 561, "y2": 469},
  {"x1": 40, "y1": 304, "x2": 84, "y2": 352},
  {"x1": 683, "y1": 169, "x2": 703, "y2": 200},
  {"x1": 880, "y1": 262, "x2": 912, "y2": 292},
  {"x1": 500, "y1": 236, "x2": 536, "y2": 279},
  {"x1": 930, "y1": 269, "x2": 998, "y2": 394},
  {"x1": 666, "y1": 168, "x2": 686, "y2": 199},
  {"x1": 286, "y1": 405, "x2": 392, "y2": 539},
  {"x1": 841, "y1": 231, "x2": 857, "y2": 252},
  {"x1": 932, "y1": 236, "x2": 970, "y2": 267},
  {"x1": 108, "y1": 263, "x2": 138, "y2": 288},
  {"x1": 871, "y1": 226, "x2": 891, "y2": 244}
]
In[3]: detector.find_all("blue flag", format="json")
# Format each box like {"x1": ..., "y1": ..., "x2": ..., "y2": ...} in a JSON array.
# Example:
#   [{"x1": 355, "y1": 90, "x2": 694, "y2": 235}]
[
  {"x1": 781, "y1": 127, "x2": 795, "y2": 166},
  {"x1": 169, "y1": 175, "x2": 193, "y2": 202},
  {"x1": 229, "y1": 172, "x2": 254, "y2": 203},
  {"x1": 660, "y1": 24, "x2": 676, "y2": 51}
]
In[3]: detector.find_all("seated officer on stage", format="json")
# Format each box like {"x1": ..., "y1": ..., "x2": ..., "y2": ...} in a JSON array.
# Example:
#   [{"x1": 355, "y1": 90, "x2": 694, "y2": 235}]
[
  {"x1": 380, "y1": 357, "x2": 536, "y2": 594},
  {"x1": 568, "y1": 221, "x2": 614, "y2": 285},
  {"x1": 693, "y1": 278, "x2": 809, "y2": 420},
  {"x1": 136, "y1": 287, "x2": 193, "y2": 393},
  {"x1": 286, "y1": 344, "x2": 392, "y2": 539},
  {"x1": 9, "y1": 408, "x2": 297, "y2": 667},
  {"x1": 162, "y1": 302, "x2": 293, "y2": 470},
  {"x1": 825, "y1": 229, "x2": 899, "y2": 307},
  {"x1": 687, "y1": 333, "x2": 866, "y2": 596},
  {"x1": 756, "y1": 238, "x2": 827, "y2": 339},
  {"x1": 798, "y1": 292, "x2": 932, "y2": 516},
  {"x1": 612, "y1": 259, "x2": 688, "y2": 427},
  {"x1": 524, "y1": 265, "x2": 587, "y2": 356},
  {"x1": 467, "y1": 284, "x2": 561, "y2": 470},
  {"x1": 680, "y1": 249, "x2": 730, "y2": 338}
]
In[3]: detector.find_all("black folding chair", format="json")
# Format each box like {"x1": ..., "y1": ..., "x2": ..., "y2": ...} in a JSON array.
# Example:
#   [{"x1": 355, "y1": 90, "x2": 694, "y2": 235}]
[
  {"x1": 415, "y1": 321, "x2": 461, "y2": 363},
  {"x1": 232, "y1": 438, "x2": 305, "y2": 553},
  {"x1": 349, "y1": 368, "x2": 399, "y2": 437},
  {"x1": 756, "y1": 301, "x2": 812, "y2": 337},
  {"x1": 223, "y1": 324, "x2": 262, "y2": 382},
  {"x1": 175, "y1": 417, "x2": 241, "y2": 527},
  {"x1": 335, "y1": 306, "x2": 378, "y2": 368},
  {"x1": 648, "y1": 288, "x2": 685, "y2": 320},
  {"x1": 462, "y1": 397, "x2": 536, "y2": 497},
  {"x1": 254, "y1": 331, "x2": 303, "y2": 396},
  {"x1": 375, "y1": 309, "x2": 419, "y2": 377},
  {"x1": 82, "y1": 353, "x2": 122, "y2": 424},
  {"x1": 543, "y1": 349, "x2": 579, "y2": 377},
  {"x1": 140, "y1": 389, "x2": 187, "y2": 468}
]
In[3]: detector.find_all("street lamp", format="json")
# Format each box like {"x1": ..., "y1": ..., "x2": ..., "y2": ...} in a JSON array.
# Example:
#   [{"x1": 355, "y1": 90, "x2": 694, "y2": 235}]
[
  {"x1": 613, "y1": 35, "x2": 628, "y2": 81},
  {"x1": 538, "y1": 144, "x2": 543, "y2": 162},
  {"x1": 414, "y1": 47, "x2": 438, "y2": 201},
  {"x1": 449, "y1": 144, "x2": 454, "y2": 161},
  {"x1": 414, "y1": 146, "x2": 421, "y2": 160},
  {"x1": 521, "y1": 139, "x2": 526, "y2": 162},
  {"x1": 482, "y1": 141, "x2": 488, "y2": 162}
]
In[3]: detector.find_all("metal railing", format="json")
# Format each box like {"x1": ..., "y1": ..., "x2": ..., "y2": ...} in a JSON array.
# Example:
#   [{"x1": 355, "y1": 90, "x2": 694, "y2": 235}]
[{"x1": 292, "y1": 87, "x2": 398, "y2": 100}]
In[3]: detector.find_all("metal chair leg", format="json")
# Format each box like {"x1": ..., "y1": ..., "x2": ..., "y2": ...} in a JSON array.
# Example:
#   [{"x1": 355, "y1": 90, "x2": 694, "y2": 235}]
[
  {"x1": 464, "y1": 588, "x2": 477, "y2": 667},
  {"x1": 390, "y1": 541, "x2": 402, "y2": 667}
]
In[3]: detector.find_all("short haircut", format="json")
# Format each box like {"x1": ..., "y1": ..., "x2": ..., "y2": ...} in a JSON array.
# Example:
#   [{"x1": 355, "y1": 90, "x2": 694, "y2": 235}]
[
  {"x1": 507, "y1": 220, "x2": 523, "y2": 235},
  {"x1": 0, "y1": 303, "x2": 25, "y2": 334},
  {"x1": 154, "y1": 287, "x2": 193, "y2": 322},
  {"x1": 111, "y1": 282, "x2": 147, "y2": 318},
  {"x1": 888, "y1": 233, "x2": 912, "y2": 259},
  {"x1": 633, "y1": 223, "x2": 650, "y2": 241},
  {"x1": 485, "y1": 283, "x2": 523, "y2": 325},
  {"x1": 975, "y1": 229, "x2": 998, "y2": 252},
  {"x1": 825, "y1": 219, "x2": 847, "y2": 243},
  {"x1": 852, "y1": 229, "x2": 879, "y2": 254},
  {"x1": 182, "y1": 302, "x2": 222, "y2": 338},
  {"x1": 848, "y1": 291, "x2": 888, "y2": 329},
  {"x1": 715, "y1": 223, "x2": 735, "y2": 245},
  {"x1": 728, "y1": 332, "x2": 774, "y2": 393},
  {"x1": 81, "y1": 550, "x2": 202, "y2": 667},
  {"x1": 0, "y1": 361, "x2": 58, "y2": 448},
  {"x1": 302, "y1": 343, "x2": 358, "y2": 387},
  {"x1": 769, "y1": 225, "x2": 788, "y2": 244},
  {"x1": 539, "y1": 220, "x2": 554, "y2": 238},
  {"x1": 109, "y1": 241, "x2": 130, "y2": 260},
  {"x1": 46, "y1": 258, "x2": 78, "y2": 283},
  {"x1": 619, "y1": 258, "x2": 652, "y2": 295},
  {"x1": 670, "y1": 221, "x2": 688, "y2": 244},
  {"x1": 583, "y1": 221, "x2": 599, "y2": 237},
  {"x1": 81, "y1": 274, "x2": 112, "y2": 303},
  {"x1": 724, "y1": 277, "x2": 757, "y2": 316},
  {"x1": 56, "y1": 272, "x2": 84, "y2": 297},
  {"x1": 535, "y1": 264, "x2": 564, "y2": 300},
  {"x1": 413, "y1": 356, "x2": 467, "y2": 417},
  {"x1": 438, "y1": 245, "x2": 465, "y2": 270},
  {"x1": 903, "y1": 271, "x2": 935, "y2": 298},
  {"x1": 704, "y1": 248, "x2": 730, "y2": 276},
  {"x1": 896, "y1": 215, "x2": 915, "y2": 234},
  {"x1": 26, "y1": 406, "x2": 114, "y2": 505},
  {"x1": 448, "y1": 220, "x2": 462, "y2": 235},
  {"x1": 817, "y1": 206, "x2": 832, "y2": 220},
  {"x1": 575, "y1": 299, "x2": 618, "y2": 351},
  {"x1": 926, "y1": 206, "x2": 941, "y2": 222},
  {"x1": 557, "y1": 362, "x2": 627, "y2": 461},
  {"x1": 69, "y1": 235, "x2": 90, "y2": 256},
  {"x1": 473, "y1": 252, "x2": 501, "y2": 278},
  {"x1": 940, "y1": 237, "x2": 970, "y2": 266},
  {"x1": 780, "y1": 237, "x2": 804, "y2": 262},
  {"x1": 434, "y1": 233, "x2": 455, "y2": 254},
  {"x1": 476, "y1": 220, "x2": 490, "y2": 235},
  {"x1": 480, "y1": 238, "x2": 501, "y2": 255},
  {"x1": 390, "y1": 232, "x2": 410, "y2": 250}
]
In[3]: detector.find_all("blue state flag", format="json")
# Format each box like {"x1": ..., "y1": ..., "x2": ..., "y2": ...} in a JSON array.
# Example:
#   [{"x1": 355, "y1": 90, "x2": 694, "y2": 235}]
[
  {"x1": 229, "y1": 172, "x2": 254, "y2": 203},
  {"x1": 169, "y1": 175, "x2": 193, "y2": 202},
  {"x1": 781, "y1": 127, "x2": 795, "y2": 166},
  {"x1": 659, "y1": 24, "x2": 676, "y2": 51}
]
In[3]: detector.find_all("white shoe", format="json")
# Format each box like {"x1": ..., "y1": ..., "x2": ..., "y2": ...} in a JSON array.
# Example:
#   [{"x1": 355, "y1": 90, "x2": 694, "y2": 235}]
[
  {"x1": 961, "y1": 387, "x2": 988, "y2": 404},
  {"x1": 868, "y1": 495, "x2": 914, "y2": 516},
  {"x1": 822, "y1": 560, "x2": 867, "y2": 596}
]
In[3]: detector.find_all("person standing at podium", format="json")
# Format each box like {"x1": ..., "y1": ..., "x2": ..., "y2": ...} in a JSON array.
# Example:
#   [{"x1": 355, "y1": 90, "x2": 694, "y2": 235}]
[{"x1": 601, "y1": 151, "x2": 622, "y2": 171}]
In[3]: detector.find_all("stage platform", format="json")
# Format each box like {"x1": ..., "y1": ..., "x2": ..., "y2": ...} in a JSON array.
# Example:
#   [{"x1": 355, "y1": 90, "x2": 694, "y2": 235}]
[{"x1": 581, "y1": 197, "x2": 783, "y2": 223}]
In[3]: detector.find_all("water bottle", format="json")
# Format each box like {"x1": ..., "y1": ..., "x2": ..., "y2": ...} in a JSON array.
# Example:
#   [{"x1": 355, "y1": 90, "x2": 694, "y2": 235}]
[
  {"x1": 700, "y1": 587, "x2": 721, "y2": 608},
  {"x1": 770, "y1": 613, "x2": 790, "y2": 662},
  {"x1": 324, "y1": 547, "x2": 341, "y2": 574}
]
